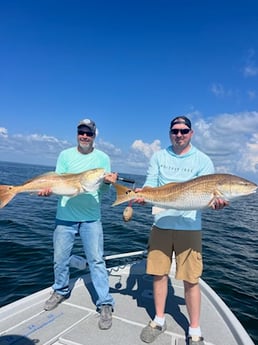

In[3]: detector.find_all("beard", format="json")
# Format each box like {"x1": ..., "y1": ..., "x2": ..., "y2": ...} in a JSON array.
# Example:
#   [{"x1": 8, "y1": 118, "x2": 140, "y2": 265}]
[{"x1": 78, "y1": 141, "x2": 93, "y2": 153}]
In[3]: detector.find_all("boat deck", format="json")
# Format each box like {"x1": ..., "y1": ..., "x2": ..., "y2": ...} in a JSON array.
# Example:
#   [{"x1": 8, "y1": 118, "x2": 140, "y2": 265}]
[{"x1": 0, "y1": 259, "x2": 254, "y2": 345}]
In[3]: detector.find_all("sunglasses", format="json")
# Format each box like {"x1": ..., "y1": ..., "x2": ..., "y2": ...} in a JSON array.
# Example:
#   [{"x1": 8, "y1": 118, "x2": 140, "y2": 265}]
[
  {"x1": 78, "y1": 130, "x2": 94, "y2": 137},
  {"x1": 170, "y1": 128, "x2": 191, "y2": 135}
]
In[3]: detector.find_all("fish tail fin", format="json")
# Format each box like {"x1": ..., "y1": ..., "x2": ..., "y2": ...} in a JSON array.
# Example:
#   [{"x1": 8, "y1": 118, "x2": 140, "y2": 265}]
[
  {"x1": 112, "y1": 183, "x2": 136, "y2": 206},
  {"x1": 0, "y1": 185, "x2": 16, "y2": 208}
]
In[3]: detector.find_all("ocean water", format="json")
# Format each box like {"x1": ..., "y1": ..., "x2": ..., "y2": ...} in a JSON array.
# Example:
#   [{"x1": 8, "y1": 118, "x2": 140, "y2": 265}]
[{"x1": 0, "y1": 161, "x2": 257, "y2": 344}]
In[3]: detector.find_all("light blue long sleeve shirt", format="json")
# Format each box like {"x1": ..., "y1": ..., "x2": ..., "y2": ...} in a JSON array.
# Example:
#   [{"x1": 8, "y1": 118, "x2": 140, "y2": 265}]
[
  {"x1": 143, "y1": 145, "x2": 214, "y2": 230},
  {"x1": 55, "y1": 147, "x2": 111, "y2": 222}
]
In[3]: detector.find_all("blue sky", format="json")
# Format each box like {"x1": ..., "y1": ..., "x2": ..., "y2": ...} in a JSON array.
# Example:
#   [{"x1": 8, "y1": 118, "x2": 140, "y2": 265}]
[{"x1": 0, "y1": 0, "x2": 258, "y2": 183}]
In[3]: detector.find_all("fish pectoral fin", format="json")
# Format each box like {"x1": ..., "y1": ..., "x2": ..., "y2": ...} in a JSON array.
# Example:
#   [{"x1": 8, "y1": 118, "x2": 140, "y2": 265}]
[
  {"x1": 208, "y1": 190, "x2": 224, "y2": 208},
  {"x1": 208, "y1": 198, "x2": 216, "y2": 208}
]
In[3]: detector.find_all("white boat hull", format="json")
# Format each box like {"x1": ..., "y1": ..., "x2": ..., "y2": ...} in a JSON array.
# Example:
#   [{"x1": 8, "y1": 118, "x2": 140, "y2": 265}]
[{"x1": 0, "y1": 257, "x2": 254, "y2": 345}]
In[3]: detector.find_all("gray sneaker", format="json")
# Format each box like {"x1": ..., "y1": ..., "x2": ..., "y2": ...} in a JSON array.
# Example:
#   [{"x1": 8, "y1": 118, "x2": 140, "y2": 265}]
[
  {"x1": 98, "y1": 304, "x2": 113, "y2": 330},
  {"x1": 140, "y1": 320, "x2": 167, "y2": 343},
  {"x1": 44, "y1": 291, "x2": 68, "y2": 311},
  {"x1": 188, "y1": 336, "x2": 205, "y2": 345}
]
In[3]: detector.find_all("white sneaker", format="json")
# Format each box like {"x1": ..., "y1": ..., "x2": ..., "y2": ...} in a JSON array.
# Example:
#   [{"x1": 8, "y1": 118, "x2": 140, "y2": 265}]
[
  {"x1": 188, "y1": 336, "x2": 205, "y2": 345},
  {"x1": 69, "y1": 255, "x2": 87, "y2": 270}
]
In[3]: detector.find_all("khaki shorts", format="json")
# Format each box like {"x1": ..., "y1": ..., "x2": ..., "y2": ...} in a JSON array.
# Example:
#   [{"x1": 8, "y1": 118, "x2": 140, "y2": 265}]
[{"x1": 146, "y1": 225, "x2": 203, "y2": 284}]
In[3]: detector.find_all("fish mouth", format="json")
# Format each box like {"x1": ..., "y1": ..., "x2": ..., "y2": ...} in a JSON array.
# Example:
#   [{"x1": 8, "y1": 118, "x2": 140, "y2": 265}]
[
  {"x1": 100, "y1": 172, "x2": 106, "y2": 179},
  {"x1": 93, "y1": 169, "x2": 106, "y2": 180}
]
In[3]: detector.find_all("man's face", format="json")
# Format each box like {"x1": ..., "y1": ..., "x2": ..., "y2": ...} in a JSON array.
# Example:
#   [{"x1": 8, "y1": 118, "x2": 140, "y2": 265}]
[
  {"x1": 77, "y1": 128, "x2": 95, "y2": 152},
  {"x1": 169, "y1": 124, "x2": 193, "y2": 151}
]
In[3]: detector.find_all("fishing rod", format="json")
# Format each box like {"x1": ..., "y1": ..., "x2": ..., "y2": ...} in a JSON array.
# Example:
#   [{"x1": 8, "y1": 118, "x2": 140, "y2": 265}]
[{"x1": 117, "y1": 176, "x2": 135, "y2": 184}]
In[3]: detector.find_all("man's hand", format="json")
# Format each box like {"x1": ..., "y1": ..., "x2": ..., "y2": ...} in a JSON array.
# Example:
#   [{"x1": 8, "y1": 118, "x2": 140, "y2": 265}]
[
  {"x1": 104, "y1": 172, "x2": 118, "y2": 185},
  {"x1": 131, "y1": 187, "x2": 145, "y2": 204},
  {"x1": 211, "y1": 198, "x2": 229, "y2": 210}
]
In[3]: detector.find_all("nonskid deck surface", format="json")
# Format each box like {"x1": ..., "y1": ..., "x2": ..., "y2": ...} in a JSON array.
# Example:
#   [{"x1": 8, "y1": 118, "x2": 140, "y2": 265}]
[{"x1": 0, "y1": 260, "x2": 253, "y2": 345}]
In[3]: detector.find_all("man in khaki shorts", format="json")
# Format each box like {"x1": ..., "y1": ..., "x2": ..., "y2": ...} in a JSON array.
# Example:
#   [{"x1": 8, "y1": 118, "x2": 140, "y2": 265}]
[
  {"x1": 136, "y1": 116, "x2": 227, "y2": 345},
  {"x1": 147, "y1": 226, "x2": 202, "y2": 284}
]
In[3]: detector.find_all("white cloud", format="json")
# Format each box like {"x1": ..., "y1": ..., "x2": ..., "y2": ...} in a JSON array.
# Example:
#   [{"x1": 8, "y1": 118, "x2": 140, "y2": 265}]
[
  {"x1": 96, "y1": 138, "x2": 122, "y2": 157},
  {"x1": 244, "y1": 66, "x2": 258, "y2": 77},
  {"x1": 211, "y1": 83, "x2": 225, "y2": 97},
  {"x1": 1, "y1": 112, "x2": 258, "y2": 182},
  {"x1": 210, "y1": 83, "x2": 234, "y2": 99},
  {"x1": 0, "y1": 127, "x2": 8, "y2": 138},
  {"x1": 247, "y1": 90, "x2": 257, "y2": 100},
  {"x1": 238, "y1": 132, "x2": 258, "y2": 173},
  {"x1": 132, "y1": 139, "x2": 161, "y2": 159},
  {"x1": 0, "y1": 131, "x2": 71, "y2": 166},
  {"x1": 191, "y1": 111, "x2": 258, "y2": 179},
  {"x1": 243, "y1": 49, "x2": 258, "y2": 77}
]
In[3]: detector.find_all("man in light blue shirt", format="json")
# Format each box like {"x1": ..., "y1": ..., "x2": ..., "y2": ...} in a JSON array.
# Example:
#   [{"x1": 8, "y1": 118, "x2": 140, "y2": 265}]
[
  {"x1": 41, "y1": 119, "x2": 117, "y2": 330},
  {"x1": 139, "y1": 116, "x2": 227, "y2": 345}
]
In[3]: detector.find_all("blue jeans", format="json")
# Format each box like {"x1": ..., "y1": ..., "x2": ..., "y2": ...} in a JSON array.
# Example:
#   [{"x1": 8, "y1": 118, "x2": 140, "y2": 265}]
[{"x1": 52, "y1": 219, "x2": 114, "y2": 308}]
